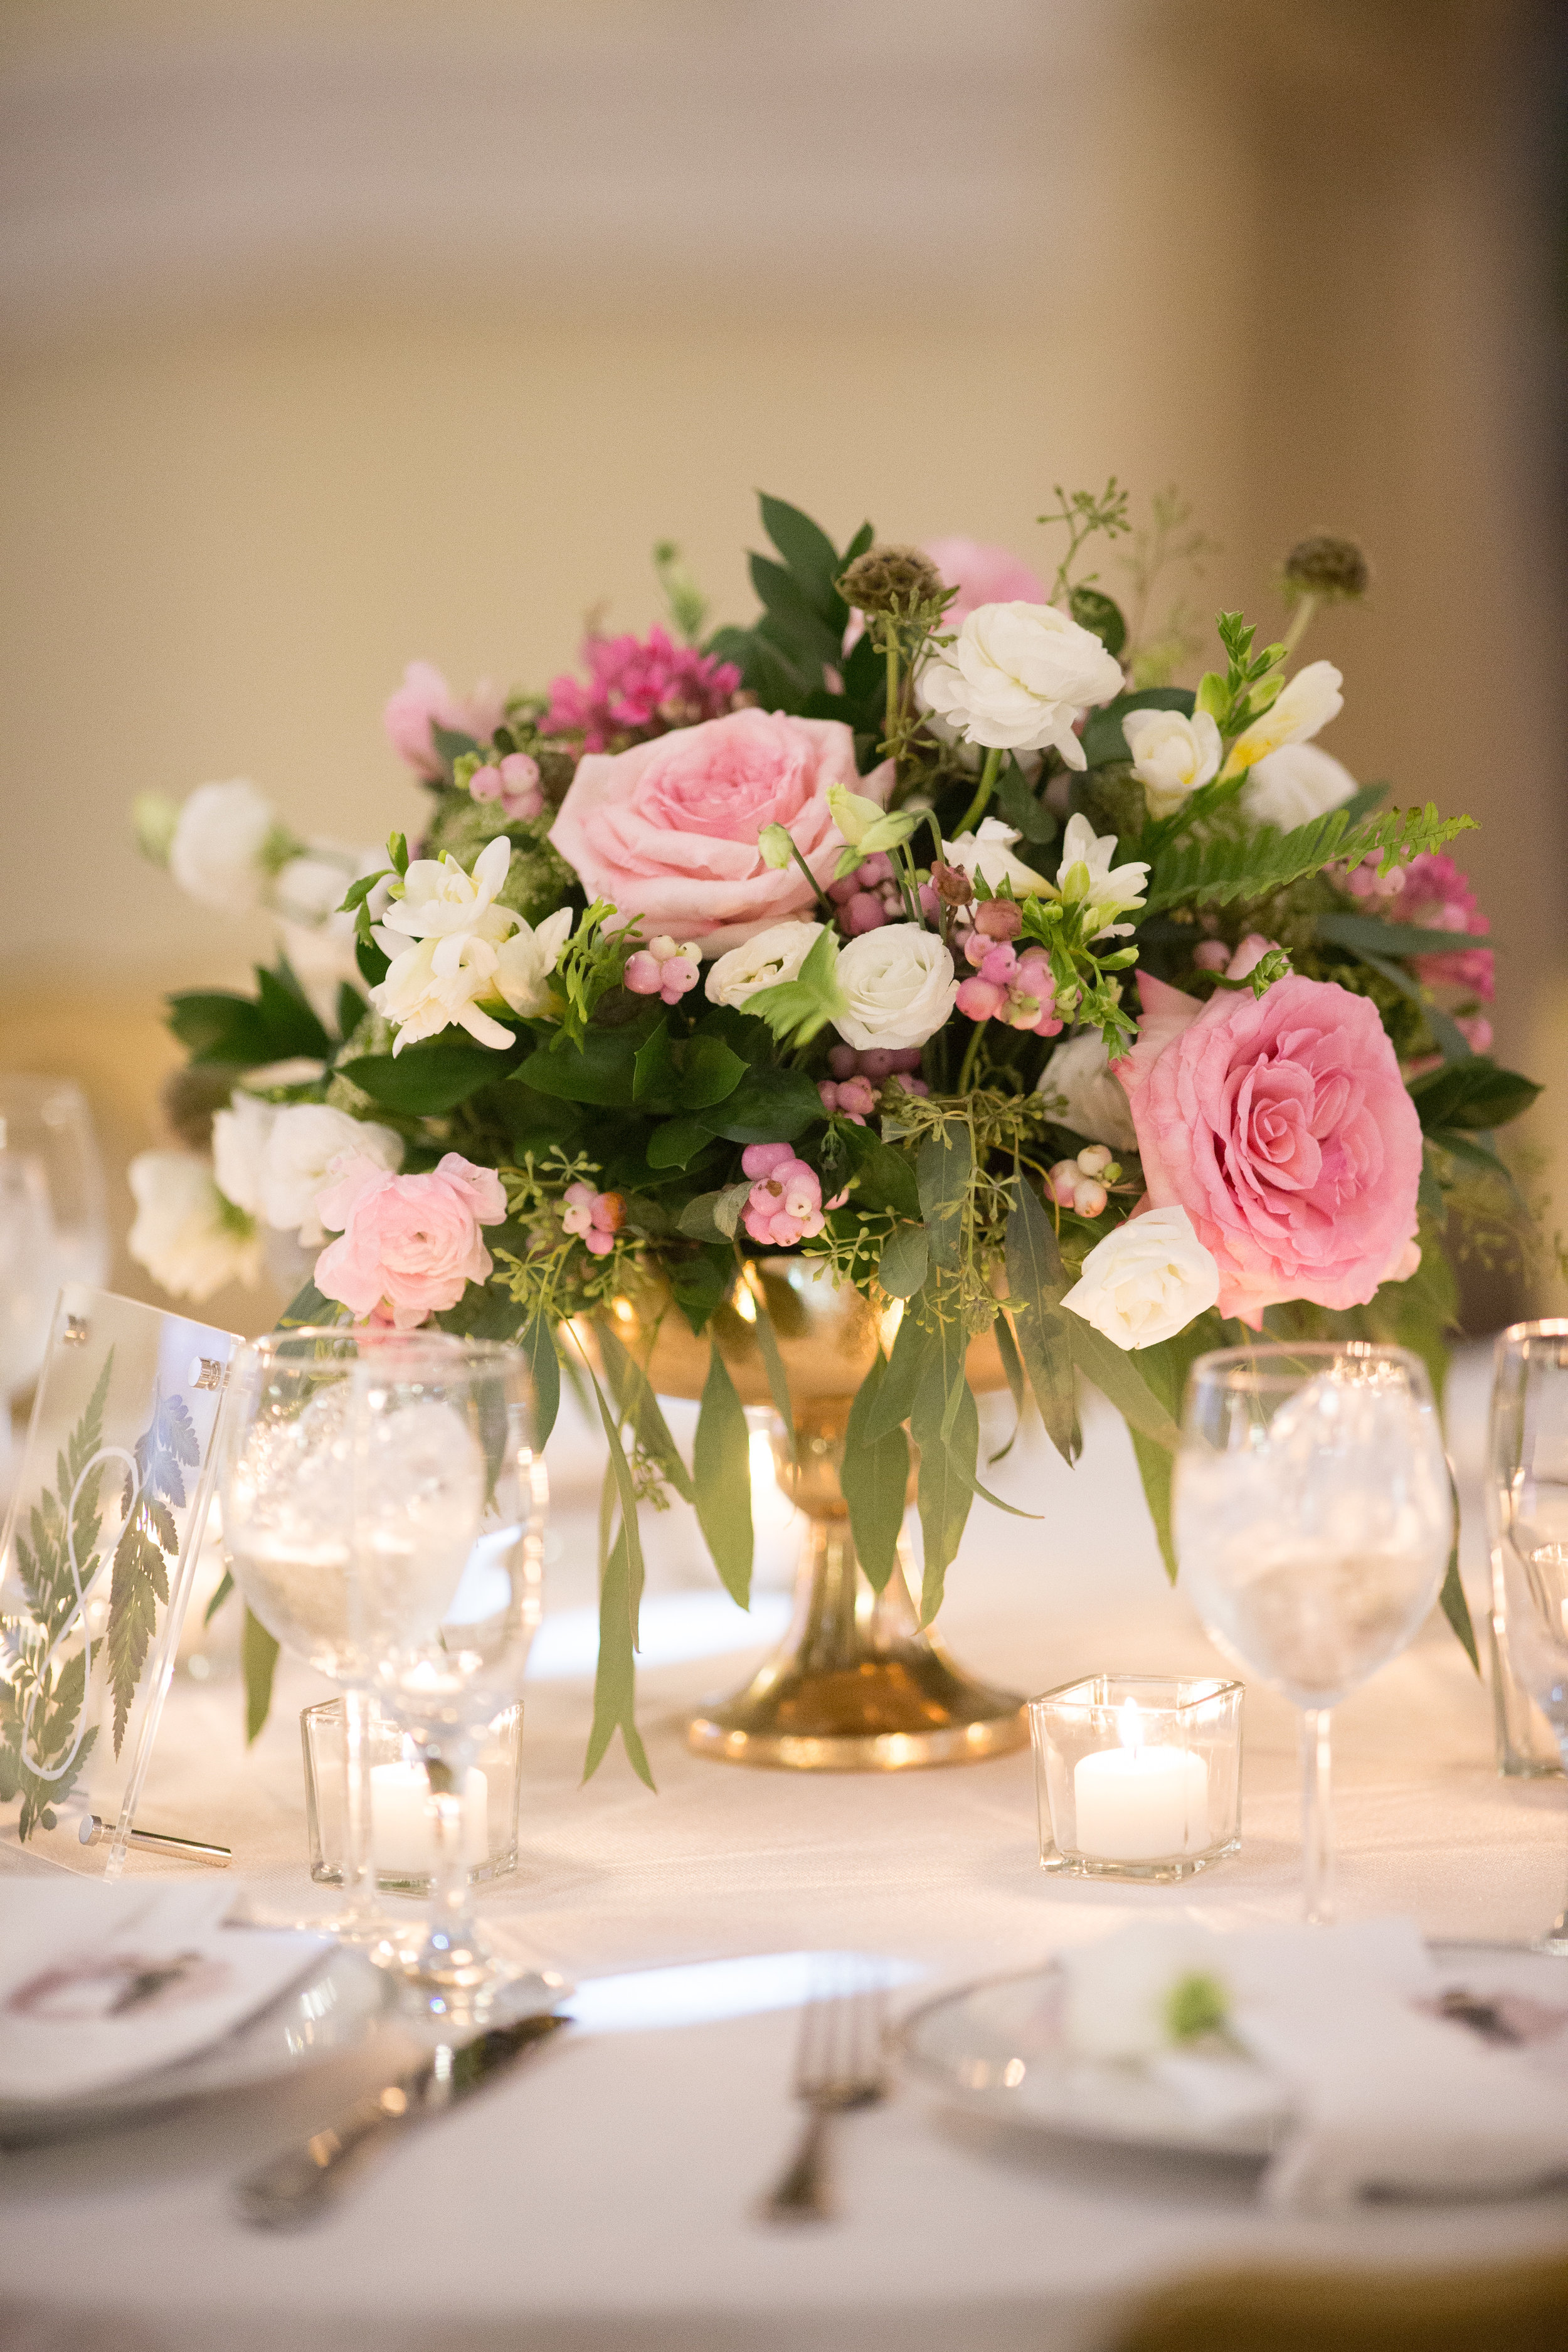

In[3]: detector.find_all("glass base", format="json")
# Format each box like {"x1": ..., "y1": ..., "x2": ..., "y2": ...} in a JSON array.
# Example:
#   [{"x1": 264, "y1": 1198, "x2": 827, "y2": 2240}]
[
  {"x1": 1040, "y1": 1838, "x2": 1241, "y2": 1884},
  {"x1": 371, "y1": 1927, "x2": 566, "y2": 2023}
]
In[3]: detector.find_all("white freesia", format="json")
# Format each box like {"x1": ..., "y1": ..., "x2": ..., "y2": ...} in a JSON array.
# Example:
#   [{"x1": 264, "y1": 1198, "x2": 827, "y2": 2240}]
[
  {"x1": 704, "y1": 920, "x2": 825, "y2": 1009},
  {"x1": 211, "y1": 1091, "x2": 275, "y2": 1217},
  {"x1": 1061, "y1": 1922, "x2": 1232, "y2": 2061},
  {"x1": 1243, "y1": 743, "x2": 1357, "y2": 830},
  {"x1": 127, "y1": 1151, "x2": 263, "y2": 1301},
  {"x1": 1036, "y1": 1032, "x2": 1137, "y2": 1151},
  {"x1": 169, "y1": 780, "x2": 284, "y2": 914},
  {"x1": 377, "y1": 835, "x2": 515, "y2": 943},
  {"x1": 834, "y1": 926, "x2": 958, "y2": 1052},
  {"x1": 918, "y1": 601, "x2": 1124, "y2": 764},
  {"x1": 1054, "y1": 813, "x2": 1150, "y2": 936},
  {"x1": 939, "y1": 817, "x2": 1049, "y2": 896},
  {"x1": 1062, "y1": 1207, "x2": 1219, "y2": 1349},
  {"x1": 372, "y1": 932, "x2": 514, "y2": 1054},
  {"x1": 493, "y1": 908, "x2": 575, "y2": 1019},
  {"x1": 1122, "y1": 708, "x2": 1222, "y2": 818},
  {"x1": 260, "y1": 1103, "x2": 402, "y2": 1245},
  {"x1": 1224, "y1": 660, "x2": 1344, "y2": 776}
]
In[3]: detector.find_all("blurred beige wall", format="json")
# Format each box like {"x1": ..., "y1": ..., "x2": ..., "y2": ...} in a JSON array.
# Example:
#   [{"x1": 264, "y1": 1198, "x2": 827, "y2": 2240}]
[{"x1": 1, "y1": 0, "x2": 1561, "y2": 1327}]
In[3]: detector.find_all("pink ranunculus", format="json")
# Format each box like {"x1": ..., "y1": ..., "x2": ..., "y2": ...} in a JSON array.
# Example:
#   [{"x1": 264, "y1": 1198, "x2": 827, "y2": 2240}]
[
  {"x1": 384, "y1": 662, "x2": 507, "y2": 781},
  {"x1": 549, "y1": 709, "x2": 894, "y2": 956},
  {"x1": 1113, "y1": 956, "x2": 1422, "y2": 1326},
  {"x1": 543, "y1": 627, "x2": 741, "y2": 754},
  {"x1": 314, "y1": 1150, "x2": 507, "y2": 1330}
]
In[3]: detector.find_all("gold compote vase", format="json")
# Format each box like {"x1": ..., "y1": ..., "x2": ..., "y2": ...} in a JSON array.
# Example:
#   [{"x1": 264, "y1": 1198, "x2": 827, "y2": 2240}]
[{"x1": 615, "y1": 1257, "x2": 1027, "y2": 1771}]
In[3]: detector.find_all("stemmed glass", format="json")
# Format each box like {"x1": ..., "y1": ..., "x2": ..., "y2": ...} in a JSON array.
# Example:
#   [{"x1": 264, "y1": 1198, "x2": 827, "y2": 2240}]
[
  {"x1": 1488, "y1": 1319, "x2": 1568, "y2": 1954},
  {"x1": 0, "y1": 1077, "x2": 109, "y2": 1486},
  {"x1": 1173, "y1": 1342, "x2": 1453, "y2": 1924}
]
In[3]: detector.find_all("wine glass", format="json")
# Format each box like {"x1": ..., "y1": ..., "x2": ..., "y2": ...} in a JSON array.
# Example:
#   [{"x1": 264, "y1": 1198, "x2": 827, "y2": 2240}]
[
  {"x1": 1173, "y1": 1342, "x2": 1453, "y2": 1924},
  {"x1": 0, "y1": 1075, "x2": 109, "y2": 1431},
  {"x1": 1488, "y1": 1319, "x2": 1568, "y2": 1954},
  {"x1": 354, "y1": 1338, "x2": 548, "y2": 2017}
]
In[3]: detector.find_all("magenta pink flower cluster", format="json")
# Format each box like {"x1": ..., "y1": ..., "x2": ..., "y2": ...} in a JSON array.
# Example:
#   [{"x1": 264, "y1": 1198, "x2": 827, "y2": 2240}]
[
  {"x1": 561, "y1": 1181, "x2": 625, "y2": 1258},
  {"x1": 315, "y1": 1151, "x2": 506, "y2": 1330},
  {"x1": 623, "y1": 935, "x2": 701, "y2": 1005},
  {"x1": 740, "y1": 1143, "x2": 827, "y2": 1247},
  {"x1": 543, "y1": 627, "x2": 741, "y2": 755},
  {"x1": 470, "y1": 751, "x2": 543, "y2": 822}
]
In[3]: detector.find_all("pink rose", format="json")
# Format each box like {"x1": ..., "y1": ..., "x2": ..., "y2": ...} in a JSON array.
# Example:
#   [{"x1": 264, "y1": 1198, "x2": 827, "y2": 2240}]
[
  {"x1": 1113, "y1": 955, "x2": 1422, "y2": 1325},
  {"x1": 314, "y1": 1151, "x2": 507, "y2": 1330},
  {"x1": 384, "y1": 662, "x2": 506, "y2": 781},
  {"x1": 549, "y1": 708, "x2": 893, "y2": 955}
]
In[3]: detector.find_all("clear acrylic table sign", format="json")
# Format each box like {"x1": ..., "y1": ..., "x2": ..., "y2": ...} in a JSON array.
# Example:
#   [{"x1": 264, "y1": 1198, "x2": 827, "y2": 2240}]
[{"x1": 0, "y1": 1284, "x2": 238, "y2": 1876}]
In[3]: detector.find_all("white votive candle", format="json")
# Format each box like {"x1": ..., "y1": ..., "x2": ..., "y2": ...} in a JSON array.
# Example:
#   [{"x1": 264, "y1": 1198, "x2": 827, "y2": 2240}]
[
  {"x1": 369, "y1": 1761, "x2": 489, "y2": 1877},
  {"x1": 1073, "y1": 1741, "x2": 1208, "y2": 1862}
]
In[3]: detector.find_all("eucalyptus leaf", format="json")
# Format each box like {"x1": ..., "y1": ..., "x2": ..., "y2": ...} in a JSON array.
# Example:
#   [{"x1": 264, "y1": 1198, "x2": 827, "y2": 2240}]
[
  {"x1": 841, "y1": 1353, "x2": 910, "y2": 1592},
  {"x1": 878, "y1": 1222, "x2": 930, "y2": 1300},
  {"x1": 519, "y1": 1315, "x2": 561, "y2": 1451},
  {"x1": 693, "y1": 1346, "x2": 753, "y2": 1606},
  {"x1": 861, "y1": 1306, "x2": 938, "y2": 1439},
  {"x1": 749, "y1": 1298, "x2": 797, "y2": 1466},
  {"x1": 916, "y1": 1128, "x2": 972, "y2": 1273},
  {"x1": 1066, "y1": 1322, "x2": 1182, "y2": 1450},
  {"x1": 594, "y1": 1320, "x2": 695, "y2": 1503},
  {"x1": 909, "y1": 1354, "x2": 976, "y2": 1625},
  {"x1": 1003, "y1": 1176, "x2": 1081, "y2": 1467},
  {"x1": 578, "y1": 1353, "x2": 655, "y2": 1788},
  {"x1": 243, "y1": 1609, "x2": 279, "y2": 1747}
]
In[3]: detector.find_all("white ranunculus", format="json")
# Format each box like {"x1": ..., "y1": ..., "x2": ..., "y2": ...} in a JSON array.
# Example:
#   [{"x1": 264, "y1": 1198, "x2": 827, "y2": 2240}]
[
  {"x1": 492, "y1": 908, "x2": 575, "y2": 1020},
  {"x1": 1242, "y1": 743, "x2": 1357, "y2": 831},
  {"x1": 127, "y1": 1152, "x2": 263, "y2": 1302},
  {"x1": 1036, "y1": 1032, "x2": 1138, "y2": 1151},
  {"x1": 1061, "y1": 1923, "x2": 1232, "y2": 2061},
  {"x1": 1055, "y1": 813, "x2": 1150, "y2": 936},
  {"x1": 918, "y1": 602, "x2": 1125, "y2": 765},
  {"x1": 1224, "y1": 659, "x2": 1343, "y2": 775},
  {"x1": 834, "y1": 926, "x2": 958, "y2": 1052},
  {"x1": 169, "y1": 780, "x2": 284, "y2": 914},
  {"x1": 939, "y1": 817, "x2": 1049, "y2": 896},
  {"x1": 1121, "y1": 708, "x2": 1222, "y2": 818},
  {"x1": 261, "y1": 1104, "x2": 403, "y2": 1246},
  {"x1": 1062, "y1": 1207, "x2": 1219, "y2": 1350},
  {"x1": 704, "y1": 920, "x2": 826, "y2": 1009},
  {"x1": 211, "y1": 1091, "x2": 275, "y2": 1217}
]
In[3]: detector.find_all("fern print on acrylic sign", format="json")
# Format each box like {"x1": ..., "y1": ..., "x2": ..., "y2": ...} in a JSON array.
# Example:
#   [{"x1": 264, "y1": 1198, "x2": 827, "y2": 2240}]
[{"x1": 0, "y1": 1286, "x2": 236, "y2": 1867}]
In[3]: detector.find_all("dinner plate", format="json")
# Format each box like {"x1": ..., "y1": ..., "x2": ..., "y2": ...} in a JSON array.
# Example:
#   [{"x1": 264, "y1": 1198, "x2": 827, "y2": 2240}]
[{"x1": 896, "y1": 1941, "x2": 1568, "y2": 2161}]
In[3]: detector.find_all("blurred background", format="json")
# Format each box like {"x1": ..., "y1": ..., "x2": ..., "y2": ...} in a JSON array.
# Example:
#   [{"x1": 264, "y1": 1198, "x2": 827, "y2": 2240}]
[{"x1": 2, "y1": 0, "x2": 1564, "y2": 1335}]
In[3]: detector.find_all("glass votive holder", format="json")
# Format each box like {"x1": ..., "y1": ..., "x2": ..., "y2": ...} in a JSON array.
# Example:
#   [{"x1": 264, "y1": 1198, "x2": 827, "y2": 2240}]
[
  {"x1": 1029, "y1": 1674, "x2": 1243, "y2": 1883},
  {"x1": 301, "y1": 1697, "x2": 522, "y2": 1894}
]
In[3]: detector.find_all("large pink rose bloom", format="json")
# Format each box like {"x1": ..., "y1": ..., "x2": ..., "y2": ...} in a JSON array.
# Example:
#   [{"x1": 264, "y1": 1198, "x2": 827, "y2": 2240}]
[
  {"x1": 384, "y1": 662, "x2": 507, "y2": 781},
  {"x1": 314, "y1": 1151, "x2": 507, "y2": 1331},
  {"x1": 549, "y1": 707, "x2": 893, "y2": 955},
  {"x1": 1114, "y1": 950, "x2": 1422, "y2": 1326}
]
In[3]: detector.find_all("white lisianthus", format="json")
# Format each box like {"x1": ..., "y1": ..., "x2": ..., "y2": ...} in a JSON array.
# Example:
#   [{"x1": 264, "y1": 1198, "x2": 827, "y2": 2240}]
[
  {"x1": 704, "y1": 920, "x2": 826, "y2": 1009},
  {"x1": 211, "y1": 1091, "x2": 275, "y2": 1217},
  {"x1": 169, "y1": 780, "x2": 291, "y2": 915},
  {"x1": 834, "y1": 926, "x2": 958, "y2": 1052},
  {"x1": 1243, "y1": 743, "x2": 1357, "y2": 831},
  {"x1": 1054, "y1": 813, "x2": 1150, "y2": 937},
  {"x1": 1037, "y1": 1032, "x2": 1138, "y2": 1152},
  {"x1": 1062, "y1": 1207, "x2": 1219, "y2": 1349},
  {"x1": 940, "y1": 817, "x2": 1049, "y2": 896},
  {"x1": 1061, "y1": 1923, "x2": 1232, "y2": 2061},
  {"x1": 1121, "y1": 708, "x2": 1222, "y2": 818},
  {"x1": 918, "y1": 602, "x2": 1124, "y2": 765},
  {"x1": 492, "y1": 908, "x2": 575, "y2": 1020},
  {"x1": 127, "y1": 1152, "x2": 263, "y2": 1301},
  {"x1": 260, "y1": 1104, "x2": 402, "y2": 1245},
  {"x1": 1222, "y1": 660, "x2": 1344, "y2": 777}
]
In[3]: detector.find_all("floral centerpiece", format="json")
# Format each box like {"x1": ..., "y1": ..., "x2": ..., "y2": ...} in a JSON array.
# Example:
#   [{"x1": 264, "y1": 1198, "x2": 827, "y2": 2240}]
[{"x1": 130, "y1": 489, "x2": 1538, "y2": 1779}]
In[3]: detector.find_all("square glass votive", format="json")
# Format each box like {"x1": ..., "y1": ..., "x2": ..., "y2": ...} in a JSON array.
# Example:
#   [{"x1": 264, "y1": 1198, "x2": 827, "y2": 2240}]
[
  {"x1": 301, "y1": 1697, "x2": 522, "y2": 1894},
  {"x1": 1029, "y1": 1674, "x2": 1243, "y2": 1883}
]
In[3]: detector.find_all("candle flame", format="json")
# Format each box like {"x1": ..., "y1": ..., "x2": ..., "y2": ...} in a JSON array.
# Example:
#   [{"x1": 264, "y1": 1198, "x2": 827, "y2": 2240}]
[{"x1": 1117, "y1": 1697, "x2": 1143, "y2": 1757}]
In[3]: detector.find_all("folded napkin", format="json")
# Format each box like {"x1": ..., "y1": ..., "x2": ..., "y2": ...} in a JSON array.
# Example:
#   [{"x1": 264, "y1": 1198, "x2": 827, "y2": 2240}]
[
  {"x1": 0, "y1": 1880, "x2": 330, "y2": 2106},
  {"x1": 1062, "y1": 1916, "x2": 1568, "y2": 2208}
]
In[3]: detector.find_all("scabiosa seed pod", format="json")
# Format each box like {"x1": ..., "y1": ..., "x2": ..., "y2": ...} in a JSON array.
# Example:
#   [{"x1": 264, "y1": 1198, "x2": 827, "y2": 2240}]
[
  {"x1": 1283, "y1": 535, "x2": 1371, "y2": 603},
  {"x1": 837, "y1": 543, "x2": 946, "y2": 616}
]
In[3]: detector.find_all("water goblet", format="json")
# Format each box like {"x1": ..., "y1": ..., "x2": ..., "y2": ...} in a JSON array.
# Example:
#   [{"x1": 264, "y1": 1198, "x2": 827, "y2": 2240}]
[
  {"x1": 1488, "y1": 1318, "x2": 1568, "y2": 1954},
  {"x1": 0, "y1": 1077, "x2": 109, "y2": 1471},
  {"x1": 1173, "y1": 1342, "x2": 1453, "y2": 1924}
]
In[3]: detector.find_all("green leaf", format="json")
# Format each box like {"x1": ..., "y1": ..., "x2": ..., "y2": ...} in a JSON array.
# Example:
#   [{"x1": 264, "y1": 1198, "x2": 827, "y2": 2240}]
[
  {"x1": 669, "y1": 1246, "x2": 733, "y2": 1337},
  {"x1": 1067, "y1": 584, "x2": 1127, "y2": 658},
  {"x1": 166, "y1": 988, "x2": 272, "y2": 1068},
  {"x1": 1351, "y1": 943, "x2": 1475, "y2": 1064},
  {"x1": 1408, "y1": 1057, "x2": 1541, "y2": 1134},
  {"x1": 336, "y1": 982, "x2": 368, "y2": 1041},
  {"x1": 243, "y1": 1608, "x2": 280, "y2": 1746},
  {"x1": 748, "y1": 553, "x2": 843, "y2": 669},
  {"x1": 1004, "y1": 1176, "x2": 1081, "y2": 1468},
  {"x1": 916, "y1": 1128, "x2": 972, "y2": 1274},
  {"x1": 516, "y1": 1027, "x2": 640, "y2": 1107},
  {"x1": 1146, "y1": 803, "x2": 1475, "y2": 914},
  {"x1": 692, "y1": 1346, "x2": 753, "y2": 1606},
  {"x1": 861, "y1": 1305, "x2": 938, "y2": 1439},
  {"x1": 277, "y1": 1278, "x2": 342, "y2": 1330},
  {"x1": 430, "y1": 721, "x2": 482, "y2": 769},
  {"x1": 578, "y1": 1355, "x2": 655, "y2": 1789},
  {"x1": 594, "y1": 1320, "x2": 695, "y2": 1504},
  {"x1": 1130, "y1": 1426, "x2": 1177, "y2": 1580},
  {"x1": 834, "y1": 1123, "x2": 921, "y2": 1221},
  {"x1": 759, "y1": 494, "x2": 849, "y2": 626},
  {"x1": 748, "y1": 1297, "x2": 797, "y2": 1466},
  {"x1": 1439, "y1": 1525, "x2": 1479, "y2": 1673},
  {"x1": 996, "y1": 760, "x2": 1057, "y2": 844},
  {"x1": 841, "y1": 1353, "x2": 911, "y2": 1593},
  {"x1": 909, "y1": 1351, "x2": 977, "y2": 1624},
  {"x1": 255, "y1": 963, "x2": 332, "y2": 1062},
  {"x1": 678, "y1": 1033, "x2": 747, "y2": 1111},
  {"x1": 520, "y1": 1315, "x2": 561, "y2": 1451},
  {"x1": 1079, "y1": 687, "x2": 1194, "y2": 770},
  {"x1": 878, "y1": 1223, "x2": 930, "y2": 1300},
  {"x1": 345, "y1": 1042, "x2": 509, "y2": 1115},
  {"x1": 1066, "y1": 1320, "x2": 1182, "y2": 1450},
  {"x1": 647, "y1": 1115, "x2": 718, "y2": 1170},
  {"x1": 356, "y1": 935, "x2": 391, "y2": 990},
  {"x1": 677, "y1": 1183, "x2": 753, "y2": 1241},
  {"x1": 632, "y1": 1019, "x2": 679, "y2": 1106},
  {"x1": 990, "y1": 1310, "x2": 1027, "y2": 1464},
  {"x1": 1316, "y1": 912, "x2": 1499, "y2": 963},
  {"x1": 702, "y1": 1064, "x2": 822, "y2": 1143}
]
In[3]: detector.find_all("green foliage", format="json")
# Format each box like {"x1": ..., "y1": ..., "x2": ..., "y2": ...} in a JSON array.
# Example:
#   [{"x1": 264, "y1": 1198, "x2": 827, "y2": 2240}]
[
  {"x1": 1038, "y1": 479, "x2": 1131, "y2": 601},
  {"x1": 243, "y1": 1609, "x2": 280, "y2": 1745},
  {"x1": 346, "y1": 1041, "x2": 515, "y2": 1115},
  {"x1": 169, "y1": 958, "x2": 332, "y2": 1069},
  {"x1": 840, "y1": 1353, "x2": 910, "y2": 1592},
  {"x1": 578, "y1": 1342, "x2": 655, "y2": 1790},
  {"x1": 1408, "y1": 1057, "x2": 1541, "y2": 1135},
  {"x1": 1067, "y1": 585, "x2": 1128, "y2": 658},
  {"x1": 1145, "y1": 803, "x2": 1475, "y2": 915},
  {"x1": 1003, "y1": 1175, "x2": 1080, "y2": 1467},
  {"x1": 692, "y1": 1347, "x2": 753, "y2": 1606},
  {"x1": 107, "y1": 1382, "x2": 199, "y2": 1756},
  {"x1": 1079, "y1": 687, "x2": 1194, "y2": 770}
]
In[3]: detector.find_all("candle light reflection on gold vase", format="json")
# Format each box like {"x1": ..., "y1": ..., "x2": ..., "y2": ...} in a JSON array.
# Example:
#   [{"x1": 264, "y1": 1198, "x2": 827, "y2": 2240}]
[{"x1": 610, "y1": 1258, "x2": 1028, "y2": 1771}]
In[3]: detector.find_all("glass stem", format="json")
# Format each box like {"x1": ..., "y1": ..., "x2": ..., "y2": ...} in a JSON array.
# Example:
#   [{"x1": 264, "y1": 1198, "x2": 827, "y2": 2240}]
[
  {"x1": 340, "y1": 1687, "x2": 378, "y2": 1929},
  {"x1": 1545, "y1": 1739, "x2": 1568, "y2": 1955},
  {"x1": 425, "y1": 1757, "x2": 477, "y2": 1975},
  {"x1": 1300, "y1": 1707, "x2": 1335, "y2": 1925}
]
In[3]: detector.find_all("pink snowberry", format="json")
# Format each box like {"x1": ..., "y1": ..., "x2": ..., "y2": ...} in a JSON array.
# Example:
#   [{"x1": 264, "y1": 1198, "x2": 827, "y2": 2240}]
[
  {"x1": 561, "y1": 1180, "x2": 626, "y2": 1258},
  {"x1": 741, "y1": 1152, "x2": 825, "y2": 1247},
  {"x1": 623, "y1": 935, "x2": 701, "y2": 1004},
  {"x1": 470, "y1": 751, "x2": 544, "y2": 822},
  {"x1": 1192, "y1": 940, "x2": 1231, "y2": 973},
  {"x1": 957, "y1": 939, "x2": 1061, "y2": 1038}
]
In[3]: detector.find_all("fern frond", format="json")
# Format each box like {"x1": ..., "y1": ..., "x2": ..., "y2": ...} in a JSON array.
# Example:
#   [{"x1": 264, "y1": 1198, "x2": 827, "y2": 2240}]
[{"x1": 1145, "y1": 803, "x2": 1475, "y2": 914}]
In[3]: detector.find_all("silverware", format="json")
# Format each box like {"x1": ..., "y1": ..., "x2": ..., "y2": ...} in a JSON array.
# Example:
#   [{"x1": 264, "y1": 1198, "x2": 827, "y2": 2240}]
[
  {"x1": 77, "y1": 1813, "x2": 231, "y2": 1867},
  {"x1": 761, "y1": 1971, "x2": 887, "y2": 2223},
  {"x1": 235, "y1": 2008, "x2": 566, "y2": 2228}
]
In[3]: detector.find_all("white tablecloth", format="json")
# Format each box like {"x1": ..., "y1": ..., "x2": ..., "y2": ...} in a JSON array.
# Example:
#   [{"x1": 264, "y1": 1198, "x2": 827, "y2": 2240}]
[{"x1": 3, "y1": 1350, "x2": 1567, "y2": 2351}]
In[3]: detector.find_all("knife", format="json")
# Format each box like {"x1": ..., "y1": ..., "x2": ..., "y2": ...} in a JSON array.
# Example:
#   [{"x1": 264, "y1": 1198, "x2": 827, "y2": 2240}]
[{"x1": 235, "y1": 2008, "x2": 568, "y2": 2228}]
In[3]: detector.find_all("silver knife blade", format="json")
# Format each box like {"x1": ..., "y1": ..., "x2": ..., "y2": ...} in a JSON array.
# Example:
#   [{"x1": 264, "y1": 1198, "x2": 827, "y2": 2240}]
[{"x1": 236, "y1": 2008, "x2": 567, "y2": 2228}]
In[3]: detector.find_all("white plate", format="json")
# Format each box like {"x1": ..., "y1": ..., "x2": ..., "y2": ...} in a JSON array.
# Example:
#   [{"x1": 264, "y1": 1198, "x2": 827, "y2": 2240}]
[{"x1": 896, "y1": 1941, "x2": 1568, "y2": 2161}]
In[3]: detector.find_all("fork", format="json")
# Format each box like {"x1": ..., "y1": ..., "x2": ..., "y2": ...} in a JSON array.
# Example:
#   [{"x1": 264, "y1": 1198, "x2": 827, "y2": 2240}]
[{"x1": 760, "y1": 1968, "x2": 888, "y2": 2223}]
